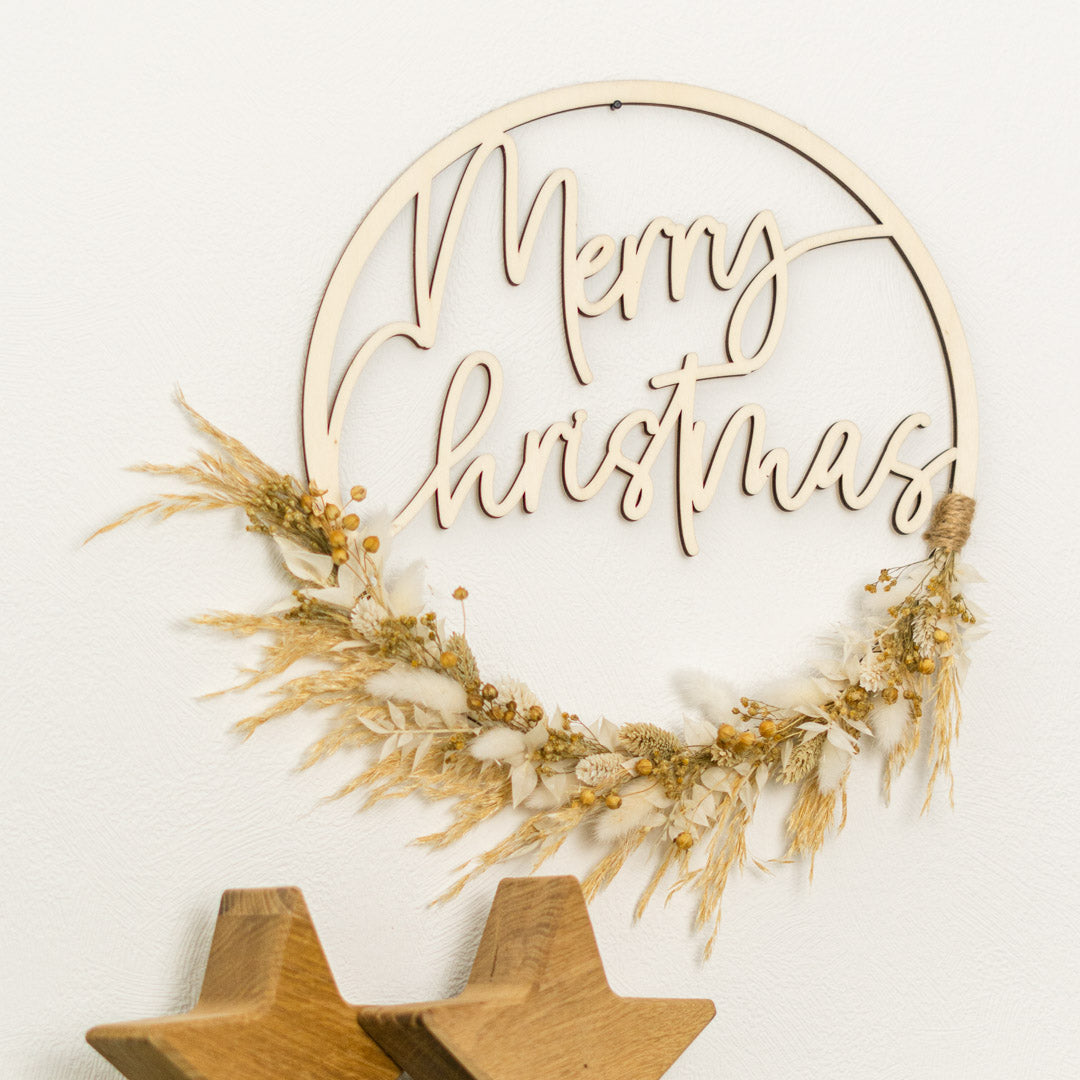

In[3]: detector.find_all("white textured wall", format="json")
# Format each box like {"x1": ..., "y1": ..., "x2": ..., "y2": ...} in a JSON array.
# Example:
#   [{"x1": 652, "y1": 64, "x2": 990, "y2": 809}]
[{"x1": 3, "y1": 3, "x2": 1078, "y2": 1078}]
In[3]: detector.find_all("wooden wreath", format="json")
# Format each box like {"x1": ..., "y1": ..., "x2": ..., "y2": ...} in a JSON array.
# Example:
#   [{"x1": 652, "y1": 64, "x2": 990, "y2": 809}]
[{"x1": 94, "y1": 84, "x2": 981, "y2": 953}]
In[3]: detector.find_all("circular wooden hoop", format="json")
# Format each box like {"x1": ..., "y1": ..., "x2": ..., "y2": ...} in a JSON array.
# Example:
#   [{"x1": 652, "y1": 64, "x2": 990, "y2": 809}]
[{"x1": 302, "y1": 81, "x2": 976, "y2": 512}]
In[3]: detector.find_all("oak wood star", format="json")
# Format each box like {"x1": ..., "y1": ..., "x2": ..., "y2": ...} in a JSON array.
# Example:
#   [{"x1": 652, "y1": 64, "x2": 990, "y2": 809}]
[
  {"x1": 86, "y1": 887, "x2": 400, "y2": 1080},
  {"x1": 358, "y1": 876, "x2": 715, "y2": 1080}
]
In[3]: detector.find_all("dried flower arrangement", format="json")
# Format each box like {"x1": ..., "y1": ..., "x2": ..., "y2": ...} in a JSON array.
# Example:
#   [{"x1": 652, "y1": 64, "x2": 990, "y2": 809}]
[{"x1": 96, "y1": 396, "x2": 981, "y2": 955}]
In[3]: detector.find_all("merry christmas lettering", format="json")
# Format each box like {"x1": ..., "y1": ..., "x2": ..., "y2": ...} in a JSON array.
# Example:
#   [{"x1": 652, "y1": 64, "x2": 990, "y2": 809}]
[{"x1": 324, "y1": 135, "x2": 956, "y2": 554}]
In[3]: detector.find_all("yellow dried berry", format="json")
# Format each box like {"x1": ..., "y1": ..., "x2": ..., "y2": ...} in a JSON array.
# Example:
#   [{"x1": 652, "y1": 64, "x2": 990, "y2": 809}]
[
  {"x1": 604, "y1": 793, "x2": 622, "y2": 810},
  {"x1": 674, "y1": 832, "x2": 694, "y2": 851},
  {"x1": 452, "y1": 586, "x2": 469, "y2": 601},
  {"x1": 635, "y1": 759, "x2": 654, "y2": 776},
  {"x1": 933, "y1": 628, "x2": 949, "y2": 644},
  {"x1": 361, "y1": 535, "x2": 380, "y2": 553},
  {"x1": 342, "y1": 514, "x2": 359, "y2": 531},
  {"x1": 481, "y1": 683, "x2": 498, "y2": 700},
  {"x1": 579, "y1": 788, "x2": 597, "y2": 807},
  {"x1": 350, "y1": 485, "x2": 367, "y2": 502},
  {"x1": 439, "y1": 651, "x2": 459, "y2": 668},
  {"x1": 717, "y1": 723, "x2": 737, "y2": 743},
  {"x1": 759, "y1": 719, "x2": 777, "y2": 738}
]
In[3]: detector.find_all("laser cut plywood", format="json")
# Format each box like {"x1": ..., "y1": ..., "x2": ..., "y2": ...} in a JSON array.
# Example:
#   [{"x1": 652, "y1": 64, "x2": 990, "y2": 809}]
[
  {"x1": 300, "y1": 80, "x2": 978, "y2": 531},
  {"x1": 359, "y1": 876, "x2": 715, "y2": 1080},
  {"x1": 86, "y1": 888, "x2": 400, "y2": 1080}
]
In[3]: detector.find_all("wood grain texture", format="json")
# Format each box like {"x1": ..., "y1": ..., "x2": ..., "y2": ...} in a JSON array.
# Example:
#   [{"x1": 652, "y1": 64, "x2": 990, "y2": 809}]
[
  {"x1": 85, "y1": 887, "x2": 400, "y2": 1080},
  {"x1": 359, "y1": 876, "x2": 715, "y2": 1080}
]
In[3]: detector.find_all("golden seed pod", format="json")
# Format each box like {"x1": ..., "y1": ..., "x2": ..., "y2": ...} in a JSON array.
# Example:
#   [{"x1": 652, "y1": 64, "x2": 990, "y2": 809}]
[
  {"x1": 466, "y1": 694, "x2": 484, "y2": 711},
  {"x1": 604, "y1": 793, "x2": 622, "y2": 810},
  {"x1": 452, "y1": 586, "x2": 469, "y2": 601},
  {"x1": 342, "y1": 514, "x2": 359, "y2": 531},
  {"x1": 324, "y1": 503, "x2": 341, "y2": 521},
  {"x1": 527, "y1": 704, "x2": 544, "y2": 723},
  {"x1": 674, "y1": 831, "x2": 694, "y2": 851},
  {"x1": 300, "y1": 493, "x2": 313, "y2": 512},
  {"x1": 758, "y1": 719, "x2": 777, "y2": 738},
  {"x1": 933, "y1": 628, "x2": 949, "y2": 644},
  {"x1": 439, "y1": 651, "x2": 459, "y2": 668},
  {"x1": 737, "y1": 730, "x2": 756, "y2": 748},
  {"x1": 490, "y1": 705, "x2": 506, "y2": 722},
  {"x1": 882, "y1": 686, "x2": 899, "y2": 704},
  {"x1": 579, "y1": 788, "x2": 597, "y2": 807},
  {"x1": 481, "y1": 683, "x2": 498, "y2": 700},
  {"x1": 635, "y1": 759, "x2": 654, "y2": 776},
  {"x1": 350, "y1": 485, "x2": 367, "y2": 502},
  {"x1": 362, "y1": 535, "x2": 380, "y2": 553},
  {"x1": 918, "y1": 657, "x2": 936, "y2": 674},
  {"x1": 331, "y1": 547, "x2": 348, "y2": 565},
  {"x1": 328, "y1": 529, "x2": 346, "y2": 547},
  {"x1": 717, "y1": 723, "x2": 737, "y2": 743}
]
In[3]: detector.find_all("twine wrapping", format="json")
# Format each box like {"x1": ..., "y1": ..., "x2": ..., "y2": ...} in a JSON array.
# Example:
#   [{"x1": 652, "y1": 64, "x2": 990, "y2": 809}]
[{"x1": 924, "y1": 492, "x2": 975, "y2": 552}]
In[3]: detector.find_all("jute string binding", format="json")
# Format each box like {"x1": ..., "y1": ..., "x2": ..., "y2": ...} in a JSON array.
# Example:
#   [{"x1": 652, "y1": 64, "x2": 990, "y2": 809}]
[{"x1": 924, "y1": 493, "x2": 975, "y2": 553}]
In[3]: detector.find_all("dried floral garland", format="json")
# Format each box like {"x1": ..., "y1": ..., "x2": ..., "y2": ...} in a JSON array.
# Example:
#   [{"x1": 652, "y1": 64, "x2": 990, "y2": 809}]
[{"x1": 97, "y1": 397, "x2": 981, "y2": 954}]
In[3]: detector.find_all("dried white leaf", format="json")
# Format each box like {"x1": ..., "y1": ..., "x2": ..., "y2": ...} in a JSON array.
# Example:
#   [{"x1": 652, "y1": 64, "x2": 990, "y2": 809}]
[
  {"x1": 593, "y1": 717, "x2": 621, "y2": 751},
  {"x1": 817, "y1": 738, "x2": 852, "y2": 792},
  {"x1": 524, "y1": 722, "x2": 550, "y2": 752},
  {"x1": 510, "y1": 761, "x2": 538, "y2": 807},
  {"x1": 683, "y1": 715, "x2": 717, "y2": 748},
  {"x1": 700, "y1": 766, "x2": 730, "y2": 792},
  {"x1": 274, "y1": 536, "x2": 334, "y2": 586},
  {"x1": 826, "y1": 724, "x2": 856, "y2": 752},
  {"x1": 593, "y1": 790, "x2": 664, "y2": 842}
]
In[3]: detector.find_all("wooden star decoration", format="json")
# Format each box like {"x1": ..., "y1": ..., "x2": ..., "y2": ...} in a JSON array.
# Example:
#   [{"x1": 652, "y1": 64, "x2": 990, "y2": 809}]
[
  {"x1": 358, "y1": 876, "x2": 715, "y2": 1080},
  {"x1": 86, "y1": 887, "x2": 400, "y2": 1080}
]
